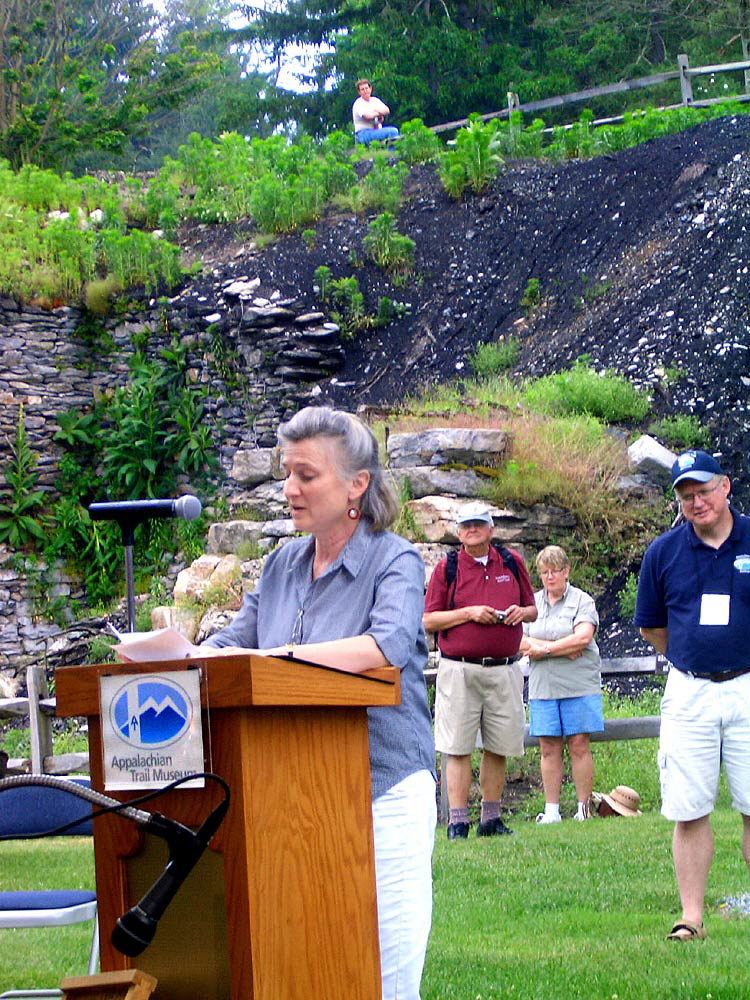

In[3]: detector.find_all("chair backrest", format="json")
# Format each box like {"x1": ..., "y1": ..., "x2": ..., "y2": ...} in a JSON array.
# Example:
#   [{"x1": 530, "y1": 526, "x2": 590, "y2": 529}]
[{"x1": 0, "y1": 778, "x2": 93, "y2": 838}]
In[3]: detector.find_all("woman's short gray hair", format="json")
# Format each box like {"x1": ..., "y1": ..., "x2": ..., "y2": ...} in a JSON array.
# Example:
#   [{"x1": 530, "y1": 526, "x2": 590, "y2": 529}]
[
  {"x1": 535, "y1": 545, "x2": 570, "y2": 572},
  {"x1": 278, "y1": 407, "x2": 399, "y2": 531}
]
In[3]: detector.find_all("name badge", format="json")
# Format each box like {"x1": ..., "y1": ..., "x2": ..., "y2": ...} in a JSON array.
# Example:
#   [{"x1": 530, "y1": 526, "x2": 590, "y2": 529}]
[{"x1": 699, "y1": 593, "x2": 730, "y2": 626}]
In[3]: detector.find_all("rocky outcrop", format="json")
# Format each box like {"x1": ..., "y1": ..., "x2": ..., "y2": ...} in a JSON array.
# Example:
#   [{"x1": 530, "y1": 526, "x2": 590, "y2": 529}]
[{"x1": 151, "y1": 430, "x2": 656, "y2": 642}]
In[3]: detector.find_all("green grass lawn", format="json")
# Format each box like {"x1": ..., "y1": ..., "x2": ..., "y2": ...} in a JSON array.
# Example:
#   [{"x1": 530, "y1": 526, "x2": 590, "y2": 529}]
[
  {"x1": 0, "y1": 837, "x2": 96, "y2": 992},
  {"x1": 424, "y1": 807, "x2": 750, "y2": 1000},
  {"x1": 2, "y1": 809, "x2": 749, "y2": 997}
]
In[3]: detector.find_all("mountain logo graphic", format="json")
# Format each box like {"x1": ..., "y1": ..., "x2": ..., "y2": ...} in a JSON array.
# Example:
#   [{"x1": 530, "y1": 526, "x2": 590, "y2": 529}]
[{"x1": 111, "y1": 677, "x2": 193, "y2": 748}]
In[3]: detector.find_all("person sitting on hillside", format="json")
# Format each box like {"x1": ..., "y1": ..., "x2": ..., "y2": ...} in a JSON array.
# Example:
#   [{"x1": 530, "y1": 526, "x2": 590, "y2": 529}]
[{"x1": 352, "y1": 79, "x2": 400, "y2": 146}]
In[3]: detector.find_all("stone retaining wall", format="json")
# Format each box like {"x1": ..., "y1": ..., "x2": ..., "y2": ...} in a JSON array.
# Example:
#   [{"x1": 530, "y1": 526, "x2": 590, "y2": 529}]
[
  {"x1": 0, "y1": 277, "x2": 345, "y2": 673},
  {"x1": 0, "y1": 280, "x2": 344, "y2": 499}
]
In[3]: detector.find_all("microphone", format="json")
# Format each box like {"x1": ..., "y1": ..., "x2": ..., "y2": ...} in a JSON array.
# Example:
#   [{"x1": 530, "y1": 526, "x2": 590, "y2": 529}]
[
  {"x1": 111, "y1": 796, "x2": 229, "y2": 957},
  {"x1": 87, "y1": 495, "x2": 202, "y2": 524}
]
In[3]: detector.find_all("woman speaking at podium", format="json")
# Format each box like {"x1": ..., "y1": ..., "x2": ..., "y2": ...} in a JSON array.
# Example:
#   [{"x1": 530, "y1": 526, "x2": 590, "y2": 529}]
[{"x1": 203, "y1": 406, "x2": 436, "y2": 1000}]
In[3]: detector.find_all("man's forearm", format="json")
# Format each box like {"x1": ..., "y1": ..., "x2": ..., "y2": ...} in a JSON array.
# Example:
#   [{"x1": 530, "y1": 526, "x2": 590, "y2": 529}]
[
  {"x1": 639, "y1": 626, "x2": 668, "y2": 655},
  {"x1": 423, "y1": 608, "x2": 469, "y2": 632}
]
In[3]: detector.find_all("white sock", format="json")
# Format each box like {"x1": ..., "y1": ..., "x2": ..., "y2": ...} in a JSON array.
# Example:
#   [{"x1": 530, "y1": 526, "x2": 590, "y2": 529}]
[
  {"x1": 544, "y1": 803, "x2": 561, "y2": 819},
  {"x1": 576, "y1": 801, "x2": 586, "y2": 817}
]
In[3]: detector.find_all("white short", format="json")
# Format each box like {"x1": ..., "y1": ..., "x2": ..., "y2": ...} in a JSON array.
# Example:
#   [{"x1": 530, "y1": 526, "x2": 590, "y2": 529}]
[
  {"x1": 372, "y1": 769, "x2": 437, "y2": 1000},
  {"x1": 659, "y1": 667, "x2": 750, "y2": 821}
]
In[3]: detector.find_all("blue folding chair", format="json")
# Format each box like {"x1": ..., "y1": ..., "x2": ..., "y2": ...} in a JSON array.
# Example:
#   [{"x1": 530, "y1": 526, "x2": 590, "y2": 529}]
[{"x1": 0, "y1": 778, "x2": 98, "y2": 998}]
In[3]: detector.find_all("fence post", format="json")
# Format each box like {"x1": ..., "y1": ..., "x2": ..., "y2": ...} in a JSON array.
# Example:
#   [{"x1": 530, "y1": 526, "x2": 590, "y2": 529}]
[
  {"x1": 742, "y1": 33, "x2": 750, "y2": 94},
  {"x1": 27, "y1": 664, "x2": 53, "y2": 773},
  {"x1": 677, "y1": 53, "x2": 693, "y2": 104},
  {"x1": 507, "y1": 91, "x2": 520, "y2": 154}
]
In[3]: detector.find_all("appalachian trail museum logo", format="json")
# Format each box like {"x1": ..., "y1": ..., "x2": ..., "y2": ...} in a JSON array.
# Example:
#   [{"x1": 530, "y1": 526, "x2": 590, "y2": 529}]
[
  {"x1": 113, "y1": 677, "x2": 191, "y2": 746},
  {"x1": 100, "y1": 672, "x2": 204, "y2": 790}
]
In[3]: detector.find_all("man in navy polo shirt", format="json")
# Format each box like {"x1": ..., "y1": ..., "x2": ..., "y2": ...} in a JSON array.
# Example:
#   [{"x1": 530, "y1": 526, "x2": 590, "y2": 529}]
[
  {"x1": 635, "y1": 450, "x2": 750, "y2": 941},
  {"x1": 424, "y1": 501, "x2": 537, "y2": 839}
]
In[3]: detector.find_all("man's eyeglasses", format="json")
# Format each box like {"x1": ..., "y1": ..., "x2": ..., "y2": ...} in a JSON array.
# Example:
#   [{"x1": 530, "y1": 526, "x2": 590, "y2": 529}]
[{"x1": 677, "y1": 481, "x2": 724, "y2": 507}]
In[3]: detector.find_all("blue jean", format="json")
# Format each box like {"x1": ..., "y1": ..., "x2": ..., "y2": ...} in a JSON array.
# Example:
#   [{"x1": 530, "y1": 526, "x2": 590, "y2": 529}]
[{"x1": 355, "y1": 127, "x2": 400, "y2": 145}]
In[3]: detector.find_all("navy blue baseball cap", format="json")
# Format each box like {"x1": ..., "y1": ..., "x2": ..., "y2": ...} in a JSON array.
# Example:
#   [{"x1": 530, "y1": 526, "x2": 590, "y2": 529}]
[{"x1": 671, "y1": 450, "x2": 724, "y2": 488}]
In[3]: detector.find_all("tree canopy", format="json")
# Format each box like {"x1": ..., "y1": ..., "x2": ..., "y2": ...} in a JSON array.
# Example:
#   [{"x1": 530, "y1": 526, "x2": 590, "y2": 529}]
[
  {"x1": 232, "y1": 0, "x2": 750, "y2": 136},
  {"x1": 0, "y1": 0, "x2": 221, "y2": 167},
  {"x1": 5, "y1": 0, "x2": 750, "y2": 168}
]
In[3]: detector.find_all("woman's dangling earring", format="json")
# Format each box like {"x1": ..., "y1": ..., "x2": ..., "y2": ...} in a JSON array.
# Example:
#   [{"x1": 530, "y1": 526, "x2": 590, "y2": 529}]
[{"x1": 347, "y1": 506, "x2": 361, "y2": 520}]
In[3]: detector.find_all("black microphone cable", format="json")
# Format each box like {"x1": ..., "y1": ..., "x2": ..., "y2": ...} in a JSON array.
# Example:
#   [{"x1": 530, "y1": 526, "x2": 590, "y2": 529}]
[{"x1": 0, "y1": 773, "x2": 230, "y2": 956}]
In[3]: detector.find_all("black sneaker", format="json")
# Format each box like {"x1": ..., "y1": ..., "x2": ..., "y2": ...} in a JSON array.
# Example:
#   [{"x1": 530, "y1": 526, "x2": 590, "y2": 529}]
[
  {"x1": 446, "y1": 822, "x2": 470, "y2": 840},
  {"x1": 476, "y1": 816, "x2": 513, "y2": 837}
]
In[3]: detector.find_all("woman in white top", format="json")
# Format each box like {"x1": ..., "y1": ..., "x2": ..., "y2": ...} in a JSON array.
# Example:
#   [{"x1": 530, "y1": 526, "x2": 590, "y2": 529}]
[
  {"x1": 352, "y1": 78, "x2": 400, "y2": 145},
  {"x1": 520, "y1": 545, "x2": 603, "y2": 824}
]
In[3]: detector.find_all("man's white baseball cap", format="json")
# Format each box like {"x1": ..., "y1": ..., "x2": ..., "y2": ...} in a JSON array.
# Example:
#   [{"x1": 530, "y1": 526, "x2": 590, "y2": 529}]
[{"x1": 456, "y1": 501, "x2": 494, "y2": 526}]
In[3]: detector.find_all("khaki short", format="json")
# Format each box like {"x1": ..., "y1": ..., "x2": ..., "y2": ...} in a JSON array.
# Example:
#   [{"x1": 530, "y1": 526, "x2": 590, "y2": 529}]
[{"x1": 434, "y1": 656, "x2": 525, "y2": 757}]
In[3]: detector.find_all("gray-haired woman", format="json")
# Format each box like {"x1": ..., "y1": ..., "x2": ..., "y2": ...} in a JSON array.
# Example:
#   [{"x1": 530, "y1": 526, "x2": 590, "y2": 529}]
[
  {"x1": 520, "y1": 544, "x2": 603, "y2": 824},
  {"x1": 203, "y1": 406, "x2": 436, "y2": 1000}
]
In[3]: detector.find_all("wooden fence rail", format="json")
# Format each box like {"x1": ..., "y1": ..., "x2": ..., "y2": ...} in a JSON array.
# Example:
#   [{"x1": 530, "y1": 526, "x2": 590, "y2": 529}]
[
  {"x1": 433, "y1": 52, "x2": 750, "y2": 135},
  {"x1": 1, "y1": 656, "x2": 666, "y2": 777}
]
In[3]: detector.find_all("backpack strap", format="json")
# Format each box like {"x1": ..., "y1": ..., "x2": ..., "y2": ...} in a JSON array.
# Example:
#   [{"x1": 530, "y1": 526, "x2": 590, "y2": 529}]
[{"x1": 492, "y1": 541, "x2": 520, "y2": 585}]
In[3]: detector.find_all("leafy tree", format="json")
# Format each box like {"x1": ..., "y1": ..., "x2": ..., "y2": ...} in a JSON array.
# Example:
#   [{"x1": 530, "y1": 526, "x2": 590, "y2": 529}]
[
  {"x1": 0, "y1": 0, "x2": 221, "y2": 168},
  {"x1": 232, "y1": 0, "x2": 750, "y2": 136}
]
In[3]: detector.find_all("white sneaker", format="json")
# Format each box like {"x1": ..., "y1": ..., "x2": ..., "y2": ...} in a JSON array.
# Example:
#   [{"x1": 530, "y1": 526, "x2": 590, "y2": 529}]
[{"x1": 536, "y1": 812, "x2": 562, "y2": 824}]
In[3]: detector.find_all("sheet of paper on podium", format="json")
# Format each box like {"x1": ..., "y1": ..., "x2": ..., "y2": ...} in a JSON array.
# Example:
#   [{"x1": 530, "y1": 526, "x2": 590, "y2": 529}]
[{"x1": 114, "y1": 626, "x2": 201, "y2": 662}]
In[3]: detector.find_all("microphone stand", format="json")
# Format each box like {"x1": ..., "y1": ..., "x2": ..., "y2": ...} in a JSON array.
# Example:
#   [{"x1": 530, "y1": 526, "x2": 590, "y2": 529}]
[
  {"x1": 86, "y1": 496, "x2": 202, "y2": 633},
  {"x1": 121, "y1": 520, "x2": 137, "y2": 633}
]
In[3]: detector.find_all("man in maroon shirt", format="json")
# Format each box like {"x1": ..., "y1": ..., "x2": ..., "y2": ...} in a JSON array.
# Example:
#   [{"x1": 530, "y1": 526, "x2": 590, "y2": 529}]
[{"x1": 424, "y1": 501, "x2": 537, "y2": 839}]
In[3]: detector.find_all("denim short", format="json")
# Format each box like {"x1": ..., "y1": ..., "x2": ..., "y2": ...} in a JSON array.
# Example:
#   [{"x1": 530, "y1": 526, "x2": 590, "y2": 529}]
[{"x1": 529, "y1": 694, "x2": 604, "y2": 738}]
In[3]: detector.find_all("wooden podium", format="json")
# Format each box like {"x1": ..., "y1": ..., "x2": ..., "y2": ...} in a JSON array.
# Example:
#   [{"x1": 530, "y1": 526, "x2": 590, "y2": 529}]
[{"x1": 55, "y1": 653, "x2": 400, "y2": 1000}]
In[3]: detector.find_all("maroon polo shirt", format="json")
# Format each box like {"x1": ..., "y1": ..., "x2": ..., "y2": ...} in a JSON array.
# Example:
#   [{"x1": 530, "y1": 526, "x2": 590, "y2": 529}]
[{"x1": 425, "y1": 544, "x2": 535, "y2": 659}]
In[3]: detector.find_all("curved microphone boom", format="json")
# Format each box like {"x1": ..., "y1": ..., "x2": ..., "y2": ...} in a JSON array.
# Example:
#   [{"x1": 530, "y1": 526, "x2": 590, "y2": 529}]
[{"x1": 111, "y1": 796, "x2": 230, "y2": 958}]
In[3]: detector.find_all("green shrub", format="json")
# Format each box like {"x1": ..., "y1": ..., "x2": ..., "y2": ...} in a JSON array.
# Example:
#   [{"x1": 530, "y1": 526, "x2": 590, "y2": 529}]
[
  {"x1": 45, "y1": 341, "x2": 215, "y2": 604},
  {"x1": 359, "y1": 157, "x2": 408, "y2": 212},
  {"x1": 524, "y1": 359, "x2": 651, "y2": 423},
  {"x1": 363, "y1": 211, "x2": 415, "y2": 276},
  {"x1": 439, "y1": 116, "x2": 504, "y2": 199},
  {"x1": 397, "y1": 119, "x2": 441, "y2": 164},
  {"x1": 0, "y1": 404, "x2": 46, "y2": 549},
  {"x1": 320, "y1": 130, "x2": 353, "y2": 162},
  {"x1": 314, "y1": 264, "x2": 332, "y2": 302},
  {"x1": 648, "y1": 414, "x2": 710, "y2": 450},
  {"x1": 330, "y1": 275, "x2": 367, "y2": 339},
  {"x1": 520, "y1": 277, "x2": 541, "y2": 310},
  {"x1": 618, "y1": 572, "x2": 639, "y2": 619},
  {"x1": 468, "y1": 337, "x2": 520, "y2": 377}
]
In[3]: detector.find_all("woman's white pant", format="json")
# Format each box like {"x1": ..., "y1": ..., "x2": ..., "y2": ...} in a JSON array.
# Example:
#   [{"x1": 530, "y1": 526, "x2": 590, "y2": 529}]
[{"x1": 372, "y1": 769, "x2": 437, "y2": 1000}]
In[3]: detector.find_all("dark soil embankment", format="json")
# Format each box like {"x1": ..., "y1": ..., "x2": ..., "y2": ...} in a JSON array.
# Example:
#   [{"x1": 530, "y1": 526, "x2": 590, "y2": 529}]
[{"x1": 180, "y1": 114, "x2": 750, "y2": 656}]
